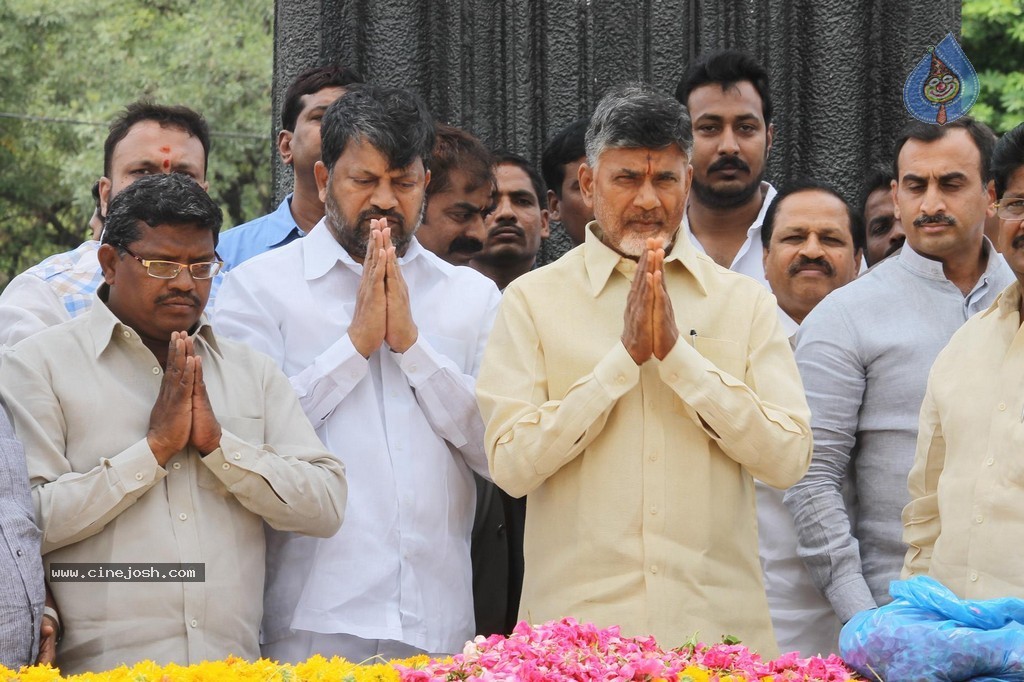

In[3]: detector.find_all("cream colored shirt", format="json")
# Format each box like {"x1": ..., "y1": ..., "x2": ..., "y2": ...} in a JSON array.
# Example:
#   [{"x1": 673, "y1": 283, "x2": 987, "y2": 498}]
[
  {"x1": 476, "y1": 225, "x2": 812, "y2": 657},
  {"x1": 903, "y1": 280, "x2": 1024, "y2": 600},
  {"x1": 0, "y1": 293, "x2": 347, "y2": 674}
]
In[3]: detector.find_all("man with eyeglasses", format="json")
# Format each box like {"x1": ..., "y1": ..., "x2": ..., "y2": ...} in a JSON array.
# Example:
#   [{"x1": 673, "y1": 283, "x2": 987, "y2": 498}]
[
  {"x1": 0, "y1": 173, "x2": 347, "y2": 674},
  {"x1": 902, "y1": 121, "x2": 1024, "y2": 600}
]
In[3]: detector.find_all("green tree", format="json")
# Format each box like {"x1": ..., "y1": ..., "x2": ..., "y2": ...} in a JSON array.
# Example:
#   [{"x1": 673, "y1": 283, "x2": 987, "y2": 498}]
[
  {"x1": 0, "y1": 0, "x2": 273, "y2": 286},
  {"x1": 961, "y1": 0, "x2": 1024, "y2": 133}
]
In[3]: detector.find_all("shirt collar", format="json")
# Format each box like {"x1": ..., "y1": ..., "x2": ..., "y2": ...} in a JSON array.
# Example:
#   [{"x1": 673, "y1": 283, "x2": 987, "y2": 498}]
[
  {"x1": 582, "y1": 221, "x2": 708, "y2": 297},
  {"x1": 991, "y1": 279, "x2": 1023, "y2": 319},
  {"x1": 258, "y1": 194, "x2": 304, "y2": 250},
  {"x1": 89, "y1": 285, "x2": 220, "y2": 359},
  {"x1": 898, "y1": 236, "x2": 1000, "y2": 286},
  {"x1": 302, "y1": 218, "x2": 428, "y2": 280}
]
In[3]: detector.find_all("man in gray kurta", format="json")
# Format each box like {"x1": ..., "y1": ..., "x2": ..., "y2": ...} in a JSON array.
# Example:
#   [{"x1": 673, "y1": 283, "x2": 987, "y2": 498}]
[
  {"x1": 785, "y1": 117, "x2": 1013, "y2": 625},
  {"x1": 0, "y1": 174, "x2": 347, "y2": 673}
]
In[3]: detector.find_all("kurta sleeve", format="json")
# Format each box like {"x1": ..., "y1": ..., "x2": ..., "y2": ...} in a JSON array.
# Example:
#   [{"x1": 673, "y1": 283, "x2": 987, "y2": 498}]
[
  {"x1": 901, "y1": 376, "x2": 944, "y2": 579},
  {"x1": 785, "y1": 299, "x2": 876, "y2": 623}
]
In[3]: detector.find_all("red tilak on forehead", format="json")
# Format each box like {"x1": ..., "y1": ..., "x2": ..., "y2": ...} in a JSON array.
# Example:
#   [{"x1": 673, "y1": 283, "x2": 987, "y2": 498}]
[
  {"x1": 159, "y1": 146, "x2": 171, "y2": 153},
  {"x1": 162, "y1": 159, "x2": 171, "y2": 170}
]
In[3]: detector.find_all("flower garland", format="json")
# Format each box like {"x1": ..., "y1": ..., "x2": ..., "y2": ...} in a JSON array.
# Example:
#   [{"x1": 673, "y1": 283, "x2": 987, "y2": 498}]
[{"x1": 0, "y1": 619, "x2": 861, "y2": 681}]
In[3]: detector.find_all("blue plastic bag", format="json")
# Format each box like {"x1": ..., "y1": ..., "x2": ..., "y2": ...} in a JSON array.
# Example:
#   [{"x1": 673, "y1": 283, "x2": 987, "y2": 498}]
[{"x1": 839, "y1": 576, "x2": 1024, "y2": 681}]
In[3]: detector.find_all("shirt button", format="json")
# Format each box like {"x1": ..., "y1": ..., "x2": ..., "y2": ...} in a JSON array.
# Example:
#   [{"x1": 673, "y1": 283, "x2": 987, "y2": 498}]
[
  {"x1": 152, "y1": 367, "x2": 161, "y2": 375},
  {"x1": 135, "y1": 472, "x2": 144, "y2": 481},
  {"x1": 16, "y1": 549, "x2": 22, "y2": 557},
  {"x1": 172, "y1": 462, "x2": 182, "y2": 470},
  {"x1": 970, "y1": 571, "x2": 979, "y2": 582},
  {"x1": 122, "y1": 330, "x2": 131, "y2": 338},
  {"x1": 190, "y1": 619, "x2": 198, "y2": 628},
  {"x1": 649, "y1": 453, "x2": 658, "y2": 462},
  {"x1": 222, "y1": 463, "x2": 231, "y2": 470},
  {"x1": 650, "y1": 565, "x2": 659, "y2": 574},
  {"x1": 178, "y1": 513, "x2": 188, "y2": 521},
  {"x1": 649, "y1": 504, "x2": 658, "y2": 515},
  {"x1": 616, "y1": 375, "x2": 626, "y2": 384},
  {"x1": 986, "y1": 458, "x2": 994, "y2": 466},
  {"x1": 233, "y1": 453, "x2": 242, "y2": 460},
  {"x1": 409, "y1": 364, "x2": 418, "y2": 373},
  {"x1": 998, "y1": 402, "x2": 1007, "y2": 411},
  {"x1": 975, "y1": 515, "x2": 984, "y2": 524}
]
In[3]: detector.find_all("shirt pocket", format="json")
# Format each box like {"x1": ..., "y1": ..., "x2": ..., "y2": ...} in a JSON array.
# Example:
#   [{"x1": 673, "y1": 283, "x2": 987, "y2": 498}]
[{"x1": 693, "y1": 336, "x2": 747, "y2": 381}]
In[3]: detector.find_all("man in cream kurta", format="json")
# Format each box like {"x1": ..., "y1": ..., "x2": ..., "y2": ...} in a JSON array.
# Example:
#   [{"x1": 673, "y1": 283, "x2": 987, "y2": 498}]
[
  {"x1": 0, "y1": 174, "x2": 347, "y2": 674},
  {"x1": 903, "y1": 122, "x2": 1024, "y2": 599},
  {"x1": 476, "y1": 84, "x2": 812, "y2": 657}
]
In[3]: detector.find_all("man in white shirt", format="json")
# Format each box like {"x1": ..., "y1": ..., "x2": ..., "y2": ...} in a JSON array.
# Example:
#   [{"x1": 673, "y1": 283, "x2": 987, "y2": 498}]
[
  {"x1": 759, "y1": 180, "x2": 863, "y2": 655},
  {"x1": 215, "y1": 84, "x2": 501, "y2": 662},
  {"x1": 674, "y1": 49, "x2": 775, "y2": 288}
]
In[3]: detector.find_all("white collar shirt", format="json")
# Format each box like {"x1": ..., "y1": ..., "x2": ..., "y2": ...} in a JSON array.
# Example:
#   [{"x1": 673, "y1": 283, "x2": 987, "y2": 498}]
[
  {"x1": 214, "y1": 222, "x2": 501, "y2": 654},
  {"x1": 682, "y1": 183, "x2": 777, "y2": 289}
]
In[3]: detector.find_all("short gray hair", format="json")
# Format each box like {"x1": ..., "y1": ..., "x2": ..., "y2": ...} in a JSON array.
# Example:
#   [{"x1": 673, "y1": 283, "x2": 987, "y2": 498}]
[{"x1": 585, "y1": 83, "x2": 693, "y2": 167}]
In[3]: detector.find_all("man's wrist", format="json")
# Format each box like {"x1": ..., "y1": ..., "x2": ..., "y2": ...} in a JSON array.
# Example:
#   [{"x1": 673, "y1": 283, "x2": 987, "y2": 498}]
[{"x1": 43, "y1": 606, "x2": 63, "y2": 643}]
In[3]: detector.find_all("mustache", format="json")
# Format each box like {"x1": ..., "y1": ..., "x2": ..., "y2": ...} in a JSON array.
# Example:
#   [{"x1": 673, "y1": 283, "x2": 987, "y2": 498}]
[
  {"x1": 913, "y1": 213, "x2": 957, "y2": 228},
  {"x1": 156, "y1": 292, "x2": 201, "y2": 307},
  {"x1": 787, "y1": 256, "x2": 834, "y2": 277},
  {"x1": 707, "y1": 156, "x2": 750, "y2": 174},
  {"x1": 488, "y1": 222, "x2": 526, "y2": 239},
  {"x1": 448, "y1": 236, "x2": 483, "y2": 255}
]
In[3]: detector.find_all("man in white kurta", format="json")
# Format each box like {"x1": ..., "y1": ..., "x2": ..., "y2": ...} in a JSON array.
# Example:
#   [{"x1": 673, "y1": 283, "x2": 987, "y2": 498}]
[{"x1": 215, "y1": 84, "x2": 500, "y2": 660}]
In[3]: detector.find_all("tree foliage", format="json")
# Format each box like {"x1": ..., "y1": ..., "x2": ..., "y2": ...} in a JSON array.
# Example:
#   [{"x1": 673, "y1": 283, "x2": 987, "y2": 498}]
[
  {"x1": 960, "y1": 0, "x2": 1024, "y2": 134},
  {"x1": 0, "y1": 0, "x2": 273, "y2": 286}
]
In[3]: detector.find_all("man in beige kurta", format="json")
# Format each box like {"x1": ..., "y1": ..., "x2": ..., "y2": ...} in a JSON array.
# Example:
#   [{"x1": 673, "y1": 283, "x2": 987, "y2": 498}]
[
  {"x1": 0, "y1": 173, "x2": 347, "y2": 674},
  {"x1": 476, "y1": 83, "x2": 811, "y2": 657}
]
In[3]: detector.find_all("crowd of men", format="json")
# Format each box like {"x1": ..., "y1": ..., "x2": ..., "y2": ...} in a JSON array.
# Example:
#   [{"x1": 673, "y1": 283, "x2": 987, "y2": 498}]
[{"x1": 0, "y1": 48, "x2": 1022, "y2": 672}]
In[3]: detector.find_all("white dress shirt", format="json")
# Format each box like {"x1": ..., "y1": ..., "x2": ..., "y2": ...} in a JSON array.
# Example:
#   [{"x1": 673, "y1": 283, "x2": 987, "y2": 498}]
[
  {"x1": 214, "y1": 222, "x2": 501, "y2": 654},
  {"x1": 682, "y1": 183, "x2": 777, "y2": 290}
]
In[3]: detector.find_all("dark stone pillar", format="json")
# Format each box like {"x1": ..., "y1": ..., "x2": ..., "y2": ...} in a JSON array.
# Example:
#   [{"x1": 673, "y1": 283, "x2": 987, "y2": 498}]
[{"x1": 273, "y1": 0, "x2": 960, "y2": 205}]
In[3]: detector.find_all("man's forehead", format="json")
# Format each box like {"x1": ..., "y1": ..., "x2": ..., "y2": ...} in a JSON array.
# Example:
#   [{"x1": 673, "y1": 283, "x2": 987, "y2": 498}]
[
  {"x1": 897, "y1": 129, "x2": 981, "y2": 178},
  {"x1": 776, "y1": 191, "x2": 851, "y2": 229},
  {"x1": 300, "y1": 86, "x2": 347, "y2": 114},
  {"x1": 129, "y1": 223, "x2": 216, "y2": 254},
  {"x1": 599, "y1": 145, "x2": 688, "y2": 169},
  {"x1": 495, "y1": 164, "x2": 537, "y2": 195},
  {"x1": 687, "y1": 80, "x2": 764, "y2": 116},
  {"x1": 340, "y1": 137, "x2": 423, "y2": 174}
]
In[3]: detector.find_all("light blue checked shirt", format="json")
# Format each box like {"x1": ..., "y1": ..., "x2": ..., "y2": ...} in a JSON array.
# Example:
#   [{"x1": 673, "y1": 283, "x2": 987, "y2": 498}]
[{"x1": 0, "y1": 240, "x2": 223, "y2": 350}]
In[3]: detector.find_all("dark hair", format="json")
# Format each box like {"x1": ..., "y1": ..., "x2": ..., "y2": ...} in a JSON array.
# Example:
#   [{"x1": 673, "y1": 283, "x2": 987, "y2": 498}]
[
  {"x1": 542, "y1": 119, "x2": 588, "y2": 198},
  {"x1": 492, "y1": 151, "x2": 545, "y2": 201},
  {"x1": 101, "y1": 173, "x2": 223, "y2": 248},
  {"x1": 892, "y1": 116, "x2": 996, "y2": 185},
  {"x1": 761, "y1": 179, "x2": 865, "y2": 254},
  {"x1": 586, "y1": 83, "x2": 693, "y2": 165},
  {"x1": 675, "y1": 49, "x2": 773, "y2": 124},
  {"x1": 991, "y1": 122, "x2": 1024, "y2": 199},
  {"x1": 320, "y1": 84, "x2": 435, "y2": 173},
  {"x1": 427, "y1": 123, "x2": 493, "y2": 197},
  {"x1": 280, "y1": 64, "x2": 365, "y2": 132},
  {"x1": 104, "y1": 101, "x2": 210, "y2": 177},
  {"x1": 860, "y1": 166, "x2": 894, "y2": 211}
]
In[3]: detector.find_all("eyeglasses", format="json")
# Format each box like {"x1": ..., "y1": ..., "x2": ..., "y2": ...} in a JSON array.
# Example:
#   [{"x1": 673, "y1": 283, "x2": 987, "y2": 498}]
[
  {"x1": 994, "y1": 198, "x2": 1024, "y2": 221},
  {"x1": 118, "y1": 245, "x2": 223, "y2": 280}
]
